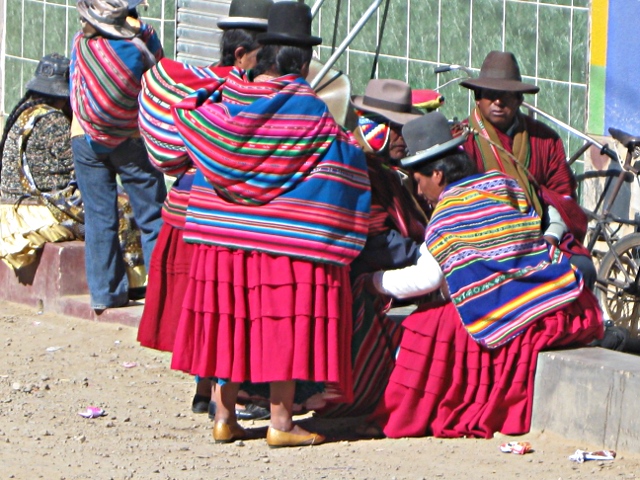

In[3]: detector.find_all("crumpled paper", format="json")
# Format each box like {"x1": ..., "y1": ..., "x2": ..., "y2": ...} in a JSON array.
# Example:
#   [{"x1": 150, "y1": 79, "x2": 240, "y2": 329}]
[
  {"x1": 78, "y1": 406, "x2": 106, "y2": 419},
  {"x1": 568, "y1": 449, "x2": 616, "y2": 463}
]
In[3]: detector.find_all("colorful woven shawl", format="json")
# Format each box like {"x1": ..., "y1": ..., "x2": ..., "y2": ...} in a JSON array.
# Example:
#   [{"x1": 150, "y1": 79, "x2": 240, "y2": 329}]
[
  {"x1": 70, "y1": 25, "x2": 163, "y2": 149},
  {"x1": 139, "y1": 58, "x2": 231, "y2": 175},
  {"x1": 173, "y1": 73, "x2": 371, "y2": 265},
  {"x1": 138, "y1": 59, "x2": 231, "y2": 228},
  {"x1": 426, "y1": 171, "x2": 584, "y2": 348}
]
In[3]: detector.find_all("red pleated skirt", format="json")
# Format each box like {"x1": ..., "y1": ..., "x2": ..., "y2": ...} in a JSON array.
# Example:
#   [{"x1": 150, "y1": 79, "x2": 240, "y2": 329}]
[
  {"x1": 373, "y1": 289, "x2": 603, "y2": 439},
  {"x1": 316, "y1": 277, "x2": 402, "y2": 417},
  {"x1": 137, "y1": 224, "x2": 194, "y2": 352},
  {"x1": 171, "y1": 244, "x2": 354, "y2": 402}
]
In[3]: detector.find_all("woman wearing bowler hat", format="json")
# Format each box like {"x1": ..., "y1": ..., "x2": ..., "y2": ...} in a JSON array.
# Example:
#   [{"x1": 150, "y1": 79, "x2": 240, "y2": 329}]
[
  {"x1": 361, "y1": 112, "x2": 602, "y2": 439},
  {"x1": 168, "y1": 1, "x2": 370, "y2": 447},
  {"x1": 137, "y1": 0, "x2": 274, "y2": 422}
]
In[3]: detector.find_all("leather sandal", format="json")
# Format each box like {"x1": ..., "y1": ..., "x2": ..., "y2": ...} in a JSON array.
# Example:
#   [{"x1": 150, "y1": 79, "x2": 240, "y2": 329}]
[
  {"x1": 212, "y1": 421, "x2": 246, "y2": 444},
  {"x1": 266, "y1": 426, "x2": 325, "y2": 448}
]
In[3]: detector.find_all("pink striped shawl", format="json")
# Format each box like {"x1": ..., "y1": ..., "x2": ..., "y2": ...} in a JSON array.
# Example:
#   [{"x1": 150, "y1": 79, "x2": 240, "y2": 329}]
[{"x1": 70, "y1": 28, "x2": 163, "y2": 148}]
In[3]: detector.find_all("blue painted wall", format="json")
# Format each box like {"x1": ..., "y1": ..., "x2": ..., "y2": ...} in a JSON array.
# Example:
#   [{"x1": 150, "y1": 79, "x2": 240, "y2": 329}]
[{"x1": 605, "y1": 1, "x2": 640, "y2": 135}]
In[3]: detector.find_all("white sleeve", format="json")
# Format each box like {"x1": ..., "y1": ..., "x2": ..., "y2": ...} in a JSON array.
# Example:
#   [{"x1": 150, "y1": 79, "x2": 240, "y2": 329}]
[
  {"x1": 372, "y1": 242, "x2": 444, "y2": 299},
  {"x1": 543, "y1": 205, "x2": 568, "y2": 241}
]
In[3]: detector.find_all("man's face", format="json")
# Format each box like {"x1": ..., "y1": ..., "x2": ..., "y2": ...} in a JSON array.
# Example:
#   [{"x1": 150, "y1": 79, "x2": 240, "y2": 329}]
[
  {"x1": 388, "y1": 123, "x2": 407, "y2": 161},
  {"x1": 413, "y1": 170, "x2": 444, "y2": 207},
  {"x1": 475, "y1": 89, "x2": 523, "y2": 132}
]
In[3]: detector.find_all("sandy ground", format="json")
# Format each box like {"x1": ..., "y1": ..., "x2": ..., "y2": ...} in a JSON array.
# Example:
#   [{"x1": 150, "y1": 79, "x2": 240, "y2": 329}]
[{"x1": 1, "y1": 300, "x2": 639, "y2": 480}]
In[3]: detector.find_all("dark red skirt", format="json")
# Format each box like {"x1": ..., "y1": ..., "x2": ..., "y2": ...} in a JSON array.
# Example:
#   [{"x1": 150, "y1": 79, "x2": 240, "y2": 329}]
[
  {"x1": 316, "y1": 277, "x2": 402, "y2": 417},
  {"x1": 137, "y1": 224, "x2": 194, "y2": 352},
  {"x1": 171, "y1": 244, "x2": 354, "y2": 402},
  {"x1": 372, "y1": 289, "x2": 603, "y2": 439}
]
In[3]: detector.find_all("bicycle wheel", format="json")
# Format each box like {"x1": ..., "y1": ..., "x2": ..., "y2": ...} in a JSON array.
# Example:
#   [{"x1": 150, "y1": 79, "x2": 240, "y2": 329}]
[{"x1": 596, "y1": 233, "x2": 640, "y2": 336}]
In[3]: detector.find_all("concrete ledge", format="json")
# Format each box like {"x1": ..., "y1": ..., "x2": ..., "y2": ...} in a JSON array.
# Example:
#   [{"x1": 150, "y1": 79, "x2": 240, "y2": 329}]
[
  {"x1": 532, "y1": 347, "x2": 640, "y2": 453},
  {"x1": 0, "y1": 242, "x2": 144, "y2": 327}
]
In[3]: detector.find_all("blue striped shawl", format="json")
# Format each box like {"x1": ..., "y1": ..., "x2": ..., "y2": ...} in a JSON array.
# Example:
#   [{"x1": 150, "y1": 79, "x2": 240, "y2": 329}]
[
  {"x1": 427, "y1": 171, "x2": 585, "y2": 348},
  {"x1": 173, "y1": 73, "x2": 371, "y2": 265}
]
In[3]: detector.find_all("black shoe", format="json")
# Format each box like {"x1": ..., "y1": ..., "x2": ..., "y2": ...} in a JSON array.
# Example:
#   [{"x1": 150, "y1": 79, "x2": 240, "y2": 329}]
[
  {"x1": 192, "y1": 394, "x2": 211, "y2": 414},
  {"x1": 207, "y1": 401, "x2": 270, "y2": 420},
  {"x1": 236, "y1": 403, "x2": 270, "y2": 420},
  {"x1": 128, "y1": 286, "x2": 147, "y2": 300}
]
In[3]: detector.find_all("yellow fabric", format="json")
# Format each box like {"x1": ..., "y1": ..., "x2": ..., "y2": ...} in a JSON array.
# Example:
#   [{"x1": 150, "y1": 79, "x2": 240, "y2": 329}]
[
  {"x1": 70, "y1": 115, "x2": 85, "y2": 138},
  {"x1": 0, "y1": 204, "x2": 75, "y2": 270}
]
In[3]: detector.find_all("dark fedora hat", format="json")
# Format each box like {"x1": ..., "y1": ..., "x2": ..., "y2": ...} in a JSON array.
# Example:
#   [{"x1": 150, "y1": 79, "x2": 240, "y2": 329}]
[
  {"x1": 217, "y1": 0, "x2": 273, "y2": 31},
  {"x1": 257, "y1": 1, "x2": 322, "y2": 47},
  {"x1": 351, "y1": 79, "x2": 423, "y2": 126},
  {"x1": 400, "y1": 112, "x2": 468, "y2": 169},
  {"x1": 460, "y1": 51, "x2": 539, "y2": 94},
  {"x1": 25, "y1": 53, "x2": 71, "y2": 98}
]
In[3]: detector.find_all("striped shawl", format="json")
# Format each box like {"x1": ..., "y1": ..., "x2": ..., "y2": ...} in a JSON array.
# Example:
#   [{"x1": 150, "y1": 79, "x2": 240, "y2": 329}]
[
  {"x1": 172, "y1": 73, "x2": 371, "y2": 265},
  {"x1": 426, "y1": 171, "x2": 584, "y2": 348},
  {"x1": 139, "y1": 59, "x2": 232, "y2": 175},
  {"x1": 70, "y1": 25, "x2": 163, "y2": 149},
  {"x1": 138, "y1": 59, "x2": 231, "y2": 228}
]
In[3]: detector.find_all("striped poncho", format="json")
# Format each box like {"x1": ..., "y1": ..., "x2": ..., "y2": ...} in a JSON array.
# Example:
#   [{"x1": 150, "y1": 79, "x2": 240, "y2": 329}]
[
  {"x1": 426, "y1": 171, "x2": 584, "y2": 348},
  {"x1": 172, "y1": 72, "x2": 371, "y2": 265},
  {"x1": 70, "y1": 24, "x2": 163, "y2": 149},
  {"x1": 139, "y1": 59, "x2": 232, "y2": 175},
  {"x1": 138, "y1": 59, "x2": 232, "y2": 228}
]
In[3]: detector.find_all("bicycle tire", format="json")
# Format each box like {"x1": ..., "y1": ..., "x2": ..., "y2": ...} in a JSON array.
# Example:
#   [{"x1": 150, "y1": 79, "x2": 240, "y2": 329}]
[{"x1": 596, "y1": 232, "x2": 640, "y2": 337}]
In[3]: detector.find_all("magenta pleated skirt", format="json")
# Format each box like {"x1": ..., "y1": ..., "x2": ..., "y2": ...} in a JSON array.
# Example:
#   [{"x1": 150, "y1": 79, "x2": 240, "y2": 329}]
[
  {"x1": 137, "y1": 223, "x2": 194, "y2": 352},
  {"x1": 373, "y1": 289, "x2": 603, "y2": 439},
  {"x1": 170, "y1": 244, "x2": 354, "y2": 401}
]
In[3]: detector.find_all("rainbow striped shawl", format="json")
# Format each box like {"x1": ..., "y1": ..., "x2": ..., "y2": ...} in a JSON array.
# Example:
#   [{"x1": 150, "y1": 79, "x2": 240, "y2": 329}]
[
  {"x1": 426, "y1": 171, "x2": 584, "y2": 348},
  {"x1": 70, "y1": 26, "x2": 163, "y2": 149},
  {"x1": 139, "y1": 59, "x2": 232, "y2": 175},
  {"x1": 172, "y1": 73, "x2": 371, "y2": 265}
]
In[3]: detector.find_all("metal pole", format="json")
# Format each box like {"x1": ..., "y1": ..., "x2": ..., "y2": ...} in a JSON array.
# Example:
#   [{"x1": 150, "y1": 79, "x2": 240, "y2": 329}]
[
  {"x1": 310, "y1": 0, "x2": 382, "y2": 89},
  {"x1": 311, "y1": 0, "x2": 327, "y2": 18},
  {"x1": 522, "y1": 101, "x2": 606, "y2": 150}
]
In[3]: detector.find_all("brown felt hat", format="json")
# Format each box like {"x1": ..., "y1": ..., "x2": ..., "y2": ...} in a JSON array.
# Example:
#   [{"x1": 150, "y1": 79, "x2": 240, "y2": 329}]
[
  {"x1": 460, "y1": 51, "x2": 539, "y2": 94},
  {"x1": 351, "y1": 79, "x2": 423, "y2": 126}
]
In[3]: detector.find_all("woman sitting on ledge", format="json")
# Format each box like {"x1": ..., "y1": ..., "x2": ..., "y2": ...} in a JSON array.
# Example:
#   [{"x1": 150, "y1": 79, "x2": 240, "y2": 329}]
[{"x1": 364, "y1": 112, "x2": 603, "y2": 439}]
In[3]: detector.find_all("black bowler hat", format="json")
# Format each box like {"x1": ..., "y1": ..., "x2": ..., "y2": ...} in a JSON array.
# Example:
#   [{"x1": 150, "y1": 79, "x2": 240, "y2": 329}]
[
  {"x1": 217, "y1": 0, "x2": 273, "y2": 31},
  {"x1": 400, "y1": 112, "x2": 468, "y2": 170},
  {"x1": 257, "y1": 1, "x2": 322, "y2": 47}
]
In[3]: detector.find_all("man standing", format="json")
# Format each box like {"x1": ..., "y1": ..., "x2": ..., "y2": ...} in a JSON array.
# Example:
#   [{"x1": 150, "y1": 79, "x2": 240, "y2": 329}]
[
  {"x1": 70, "y1": 0, "x2": 167, "y2": 311},
  {"x1": 460, "y1": 51, "x2": 595, "y2": 288}
]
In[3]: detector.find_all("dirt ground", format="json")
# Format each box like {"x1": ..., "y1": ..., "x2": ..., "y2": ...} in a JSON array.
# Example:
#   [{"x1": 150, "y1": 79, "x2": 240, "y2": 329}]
[{"x1": 1, "y1": 300, "x2": 639, "y2": 480}]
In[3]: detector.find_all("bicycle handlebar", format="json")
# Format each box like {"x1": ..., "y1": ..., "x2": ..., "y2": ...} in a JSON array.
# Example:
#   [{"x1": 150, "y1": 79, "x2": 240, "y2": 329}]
[
  {"x1": 600, "y1": 144, "x2": 619, "y2": 163},
  {"x1": 434, "y1": 65, "x2": 453, "y2": 74}
]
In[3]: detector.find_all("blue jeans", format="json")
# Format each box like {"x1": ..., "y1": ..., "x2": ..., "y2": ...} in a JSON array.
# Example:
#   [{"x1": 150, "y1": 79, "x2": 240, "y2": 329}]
[{"x1": 72, "y1": 136, "x2": 166, "y2": 309}]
